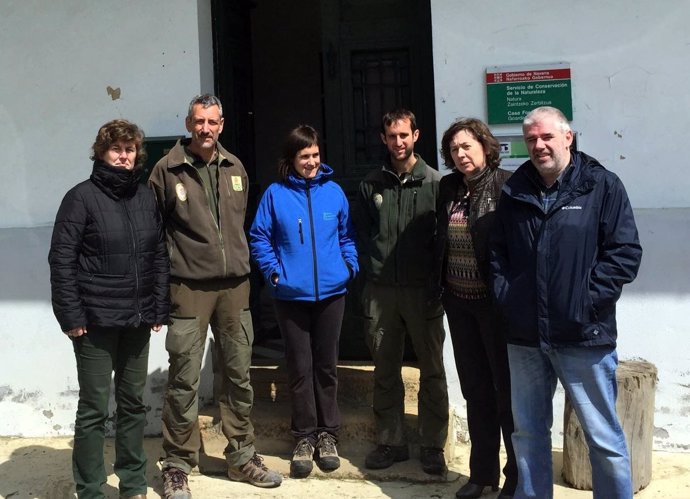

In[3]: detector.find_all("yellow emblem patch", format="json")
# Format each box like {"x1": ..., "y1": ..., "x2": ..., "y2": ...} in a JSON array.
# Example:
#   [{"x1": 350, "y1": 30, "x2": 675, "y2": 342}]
[{"x1": 231, "y1": 175, "x2": 243, "y2": 192}]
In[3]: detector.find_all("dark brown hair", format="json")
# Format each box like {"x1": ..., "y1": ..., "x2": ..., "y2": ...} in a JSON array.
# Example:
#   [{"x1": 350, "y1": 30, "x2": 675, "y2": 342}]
[
  {"x1": 440, "y1": 118, "x2": 500, "y2": 170},
  {"x1": 381, "y1": 108, "x2": 417, "y2": 133},
  {"x1": 278, "y1": 125, "x2": 319, "y2": 180},
  {"x1": 90, "y1": 119, "x2": 147, "y2": 169}
]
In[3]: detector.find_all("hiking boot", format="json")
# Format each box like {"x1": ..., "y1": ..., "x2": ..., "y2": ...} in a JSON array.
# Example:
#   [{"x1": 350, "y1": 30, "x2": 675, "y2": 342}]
[
  {"x1": 364, "y1": 444, "x2": 409, "y2": 469},
  {"x1": 420, "y1": 446, "x2": 447, "y2": 475},
  {"x1": 290, "y1": 438, "x2": 315, "y2": 478},
  {"x1": 228, "y1": 452, "x2": 282, "y2": 488},
  {"x1": 162, "y1": 467, "x2": 191, "y2": 499},
  {"x1": 314, "y1": 432, "x2": 340, "y2": 472}
]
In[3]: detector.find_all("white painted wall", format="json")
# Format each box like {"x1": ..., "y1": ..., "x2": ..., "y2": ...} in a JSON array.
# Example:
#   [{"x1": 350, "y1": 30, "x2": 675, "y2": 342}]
[
  {"x1": 0, "y1": 0, "x2": 214, "y2": 229},
  {"x1": 0, "y1": 0, "x2": 216, "y2": 436},
  {"x1": 1, "y1": 0, "x2": 689, "y2": 454},
  {"x1": 432, "y1": 1, "x2": 690, "y2": 450},
  {"x1": 431, "y1": 0, "x2": 690, "y2": 209}
]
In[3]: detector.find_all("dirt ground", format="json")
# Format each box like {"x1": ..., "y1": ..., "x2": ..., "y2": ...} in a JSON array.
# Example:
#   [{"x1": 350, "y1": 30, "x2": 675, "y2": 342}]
[{"x1": 1, "y1": 437, "x2": 689, "y2": 498}]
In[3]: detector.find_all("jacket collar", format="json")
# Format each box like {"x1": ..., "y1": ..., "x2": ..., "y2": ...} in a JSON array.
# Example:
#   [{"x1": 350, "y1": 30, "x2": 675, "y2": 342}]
[
  {"x1": 165, "y1": 138, "x2": 235, "y2": 169},
  {"x1": 382, "y1": 153, "x2": 427, "y2": 182},
  {"x1": 90, "y1": 160, "x2": 141, "y2": 200},
  {"x1": 504, "y1": 151, "x2": 601, "y2": 209},
  {"x1": 285, "y1": 164, "x2": 334, "y2": 188}
]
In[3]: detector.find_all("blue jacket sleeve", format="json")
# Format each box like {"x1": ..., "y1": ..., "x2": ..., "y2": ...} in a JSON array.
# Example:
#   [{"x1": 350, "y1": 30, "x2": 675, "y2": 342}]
[
  {"x1": 249, "y1": 187, "x2": 281, "y2": 285},
  {"x1": 489, "y1": 192, "x2": 511, "y2": 306},
  {"x1": 589, "y1": 174, "x2": 643, "y2": 310}
]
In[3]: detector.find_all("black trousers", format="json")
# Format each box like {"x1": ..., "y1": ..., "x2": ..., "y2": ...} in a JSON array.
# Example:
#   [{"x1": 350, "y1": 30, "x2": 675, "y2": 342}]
[
  {"x1": 274, "y1": 294, "x2": 345, "y2": 442},
  {"x1": 442, "y1": 293, "x2": 517, "y2": 492}
]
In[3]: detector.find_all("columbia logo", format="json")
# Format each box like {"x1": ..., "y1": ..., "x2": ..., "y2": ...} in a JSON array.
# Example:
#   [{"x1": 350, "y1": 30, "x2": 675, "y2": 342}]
[{"x1": 562, "y1": 206, "x2": 583, "y2": 210}]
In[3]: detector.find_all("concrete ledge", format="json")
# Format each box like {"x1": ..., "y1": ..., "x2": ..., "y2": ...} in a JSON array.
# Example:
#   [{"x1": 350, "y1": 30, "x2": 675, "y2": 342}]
[{"x1": 198, "y1": 363, "x2": 459, "y2": 480}]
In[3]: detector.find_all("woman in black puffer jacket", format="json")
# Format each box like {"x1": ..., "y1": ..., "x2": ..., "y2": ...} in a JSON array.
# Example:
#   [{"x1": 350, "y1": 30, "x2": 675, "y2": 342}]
[{"x1": 49, "y1": 119, "x2": 169, "y2": 499}]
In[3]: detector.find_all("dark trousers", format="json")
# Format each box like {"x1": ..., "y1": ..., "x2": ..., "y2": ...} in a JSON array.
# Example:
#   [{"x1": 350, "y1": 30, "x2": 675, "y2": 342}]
[
  {"x1": 72, "y1": 325, "x2": 151, "y2": 499},
  {"x1": 161, "y1": 276, "x2": 255, "y2": 472},
  {"x1": 273, "y1": 294, "x2": 345, "y2": 442},
  {"x1": 442, "y1": 293, "x2": 517, "y2": 492},
  {"x1": 363, "y1": 281, "x2": 449, "y2": 448}
]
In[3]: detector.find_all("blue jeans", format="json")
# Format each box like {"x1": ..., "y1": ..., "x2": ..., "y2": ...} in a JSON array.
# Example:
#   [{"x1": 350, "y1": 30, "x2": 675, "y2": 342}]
[{"x1": 507, "y1": 344, "x2": 632, "y2": 499}]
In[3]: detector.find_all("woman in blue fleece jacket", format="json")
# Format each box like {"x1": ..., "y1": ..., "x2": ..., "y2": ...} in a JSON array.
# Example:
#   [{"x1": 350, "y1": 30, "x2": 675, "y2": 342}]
[{"x1": 249, "y1": 125, "x2": 358, "y2": 479}]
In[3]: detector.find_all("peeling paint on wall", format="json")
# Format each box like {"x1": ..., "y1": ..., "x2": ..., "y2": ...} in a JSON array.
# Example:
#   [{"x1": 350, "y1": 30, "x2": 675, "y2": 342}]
[
  {"x1": 11, "y1": 390, "x2": 42, "y2": 403},
  {"x1": 0, "y1": 386, "x2": 12, "y2": 402},
  {"x1": 106, "y1": 86, "x2": 121, "y2": 100}
]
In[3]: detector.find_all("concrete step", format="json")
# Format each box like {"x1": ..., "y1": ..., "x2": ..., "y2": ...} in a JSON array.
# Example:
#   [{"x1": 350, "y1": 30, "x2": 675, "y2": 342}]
[
  {"x1": 248, "y1": 362, "x2": 422, "y2": 406},
  {"x1": 197, "y1": 362, "x2": 459, "y2": 482}
]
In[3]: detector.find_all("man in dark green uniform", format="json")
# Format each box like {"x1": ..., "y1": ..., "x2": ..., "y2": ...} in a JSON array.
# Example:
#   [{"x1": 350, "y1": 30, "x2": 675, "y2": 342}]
[{"x1": 353, "y1": 109, "x2": 449, "y2": 475}]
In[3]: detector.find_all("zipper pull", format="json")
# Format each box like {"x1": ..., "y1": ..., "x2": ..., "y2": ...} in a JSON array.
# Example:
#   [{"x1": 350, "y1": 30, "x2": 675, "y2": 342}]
[{"x1": 298, "y1": 218, "x2": 304, "y2": 244}]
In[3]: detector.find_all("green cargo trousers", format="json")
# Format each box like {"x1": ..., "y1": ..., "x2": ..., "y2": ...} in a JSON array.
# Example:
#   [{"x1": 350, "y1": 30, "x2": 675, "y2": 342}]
[
  {"x1": 72, "y1": 325, "x2": 151, "y2": 499},
  {"x1": 161, "y1": 276, "x2": 255, "y2": 472},
  {"x1": 362, "y1": 280, "x2": 449, "y2": 449}
]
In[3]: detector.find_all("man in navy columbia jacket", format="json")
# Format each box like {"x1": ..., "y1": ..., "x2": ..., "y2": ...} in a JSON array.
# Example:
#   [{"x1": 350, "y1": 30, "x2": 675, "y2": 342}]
[{"x1": 490, "y1": 106, "x2": 642, "y2": 499}]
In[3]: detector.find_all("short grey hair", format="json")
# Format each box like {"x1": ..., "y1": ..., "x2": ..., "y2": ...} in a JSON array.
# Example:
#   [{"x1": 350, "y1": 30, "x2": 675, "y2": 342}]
[
  {"x1": 523, "y1": 106, "x2": 570, "y2": 132},
  {"x1": 187, "y1": 94, "x2": 223, "y2": 118}
]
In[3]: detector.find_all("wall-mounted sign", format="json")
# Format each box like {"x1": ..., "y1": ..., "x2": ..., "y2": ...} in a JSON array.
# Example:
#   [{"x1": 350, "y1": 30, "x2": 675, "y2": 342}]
[
  {"x1": 496, "y1": 134, "x2": 529, "y2": 171},
  {"x1": 486, "y1": 63, "x2": 572, "y2": 124},
  {"x1": 495, "y1": 131, "x2": 579, "y2": 171}
]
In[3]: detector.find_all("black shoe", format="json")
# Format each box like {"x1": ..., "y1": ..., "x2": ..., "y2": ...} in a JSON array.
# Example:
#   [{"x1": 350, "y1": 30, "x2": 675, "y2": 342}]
[
  {"x1": 497, "y1": 480, "x2": 516, "y2": 499},
  {"x1": 364, "y1": 444, "x2": 409, "y2": 470},
  {"x1": 289, "y1": 439, "x2": 314, "y2": 478},
  {"x1": 419, "y1": 447, "x2": 448, "y2": 475},
  {"x1": 314, "y1": 432, "x2": 340, "y2": 472},
  {"x1": 455, "y1": 481, "x2": 499, "y2": 499},
  {"x1": 420, "y1": 446, "x2": 447, "y2": 475}
]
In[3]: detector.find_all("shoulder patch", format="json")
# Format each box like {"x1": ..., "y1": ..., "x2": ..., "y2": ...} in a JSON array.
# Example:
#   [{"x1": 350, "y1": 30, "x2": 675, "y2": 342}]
[
  {"x1": 175, "y1": 183, "x2": 187, "y2": 202},
  {"x1": 373, "y1": 193, "x2": 383, "y2": 210}
]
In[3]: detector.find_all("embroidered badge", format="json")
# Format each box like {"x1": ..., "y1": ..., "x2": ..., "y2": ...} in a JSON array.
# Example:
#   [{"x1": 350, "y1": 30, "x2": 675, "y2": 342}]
[
  {"x1": 231, "y1": 175, "x2": 243, "y2": 191},
  {"x1": 175, "y1": 183, "x2": 187, "y2": 202},
  {"x1": 373, "y1": 193, "x2": 383, "y2": 210}
]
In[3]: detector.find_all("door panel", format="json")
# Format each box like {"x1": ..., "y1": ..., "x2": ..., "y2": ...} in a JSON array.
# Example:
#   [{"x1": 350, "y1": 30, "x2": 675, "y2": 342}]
[{"x1": 321, "y1": 0, "x2": 436, "y2": 198}]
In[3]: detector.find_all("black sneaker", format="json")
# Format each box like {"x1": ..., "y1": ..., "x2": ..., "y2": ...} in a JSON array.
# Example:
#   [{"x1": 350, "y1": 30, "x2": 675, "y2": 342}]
[
  {"x1": 314, "y1": 432, "x2": 340, "y2": 472},
  {"x1": 420, "y1": 446, "x2": 447, "y2": 475},
  {"x1": 227, "y1": 452, "x2": 282, "y2": 488},
  {"x1": 290, "y1": 438, "x2": 314, "y2": 478},
  {"x1": 364, "y1": 444, "x2": 409, "y2": 470}
]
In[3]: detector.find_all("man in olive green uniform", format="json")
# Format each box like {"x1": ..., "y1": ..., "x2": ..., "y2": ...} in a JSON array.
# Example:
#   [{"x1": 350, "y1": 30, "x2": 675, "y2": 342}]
[
  {"x1": 353, "y1": 109, "x2": 449, "y2": 475},
  {"x1": 149, "y1": 94, "x2": 281, "y2": 498}
]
